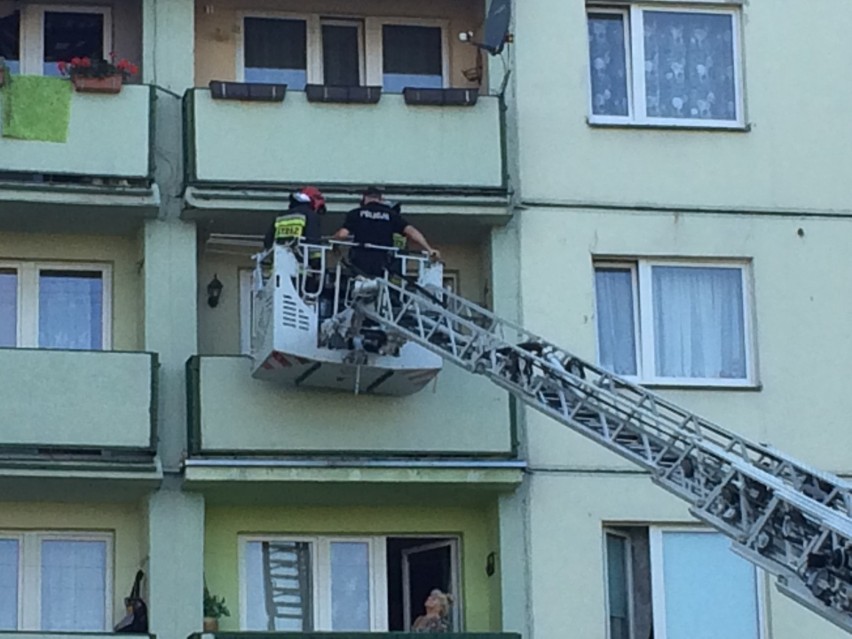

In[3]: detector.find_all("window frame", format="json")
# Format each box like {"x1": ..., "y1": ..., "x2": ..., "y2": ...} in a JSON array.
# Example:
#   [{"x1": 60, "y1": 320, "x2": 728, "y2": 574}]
[
  {"x1": 236, "y1": 13, "x2": 450, "y2": 89},
  {"x1": 593, "y1": 258, "x2": 755, "y2": 387},
  {"x1": 0, "y1": 260, "x2": 112, "y2": 350},
  {"x1": 238, "y1": 534, "x2": 389, "y2": 632},
  {"x1": 586, "y1": 4, "x2": 745, "y2": 128},
  {"x1": 648, "y1": 527, "x2": 766, "y2": 639},
  {"x1": 0, "y1": 530, "x2": 113, "y2": 632},
  {"x1": 19, "y1": 4, "x2": 113, "y2": 76},
  {"x1": 603, "y1": 528, "x2": 634, "y2": 639},
  {"x1": 366, "y1": 17, "x2": 450, "y2": 90}
]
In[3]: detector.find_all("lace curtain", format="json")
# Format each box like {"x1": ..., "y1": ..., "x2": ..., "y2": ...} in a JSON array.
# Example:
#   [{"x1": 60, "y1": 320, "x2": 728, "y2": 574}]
[
  {"x1": 40, "y1": 540, "x2": 107, "y2": 631},
  {"x1": 38, "y1": 271, "x2": 103, "y2": 350},
  {"x1": 0, "y1": 540, "x2": 18, "y2": 630},
  {"x1": 330, "y1": 541, "x2": 370, "y2": 630},
  {"x1": 643, "y1": 11, "x2": 737, "y2": 121},
  {"x1": 588, "y1": 10, "x2": 737, "y2": 121},
  {"x1": 0, "y1": 271, "x2": 16, "y2": 347}
]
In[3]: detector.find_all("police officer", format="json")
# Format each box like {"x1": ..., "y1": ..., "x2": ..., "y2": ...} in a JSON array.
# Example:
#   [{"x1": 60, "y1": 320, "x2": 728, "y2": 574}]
[{"x1": 332, "y1": 186, "x2": 440, "y2": 277}]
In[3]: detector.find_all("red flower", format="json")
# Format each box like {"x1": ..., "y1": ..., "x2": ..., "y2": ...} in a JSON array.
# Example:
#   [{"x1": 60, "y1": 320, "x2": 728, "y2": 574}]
[
  {"x1": 79, "y1": 57, "x2": 91, "y2": 67},
  {"x1": 70, "y1": 57, "x2": 81, "y2": 66},
  {"x1": 57, "y1": 60, "x2": 68, "y2": 74}
]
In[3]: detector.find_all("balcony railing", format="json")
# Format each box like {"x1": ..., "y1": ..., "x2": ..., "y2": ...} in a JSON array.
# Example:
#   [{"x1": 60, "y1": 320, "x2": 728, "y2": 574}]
[
  {"x1": 0, "y1": 84, "x2": 154, "y2": 181},
  {"x1": 184, "y1": 89, "x2": 504, "y2": 192},
  {"x1": 0, "y1": 349, "x2": 158, "y2": 459},
  {"x1": 186, "y1": 356, "x2": 513, "y2": 457}
]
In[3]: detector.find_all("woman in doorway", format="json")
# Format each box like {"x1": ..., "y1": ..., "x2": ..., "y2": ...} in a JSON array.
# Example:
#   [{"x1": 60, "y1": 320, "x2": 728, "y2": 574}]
[{"x1": 411, "y1": 589, "x2": 453, "y2": 633}]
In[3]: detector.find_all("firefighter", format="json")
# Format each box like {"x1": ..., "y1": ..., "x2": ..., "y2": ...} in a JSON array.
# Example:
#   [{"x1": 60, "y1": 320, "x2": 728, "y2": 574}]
[
  {"x1": 263, "y1": 186, "x2": 327, "y2": 249},
  {"x1": 332, "y1": 186, "x2": 440, "y2": 277}
]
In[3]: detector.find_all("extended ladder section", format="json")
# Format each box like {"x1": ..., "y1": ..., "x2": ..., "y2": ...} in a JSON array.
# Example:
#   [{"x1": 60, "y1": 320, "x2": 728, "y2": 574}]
[
  {"x1": 351, "y1": 277, "x2": 852, "y2": 633},
  {"x1": 261, "y1": 541, "x2": 314, "y2": 630}
]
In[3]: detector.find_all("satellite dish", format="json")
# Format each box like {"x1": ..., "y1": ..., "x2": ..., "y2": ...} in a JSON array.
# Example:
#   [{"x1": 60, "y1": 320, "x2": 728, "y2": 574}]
[{"x1": 481, "y1": 0, "x2": 512, "y2": 55}]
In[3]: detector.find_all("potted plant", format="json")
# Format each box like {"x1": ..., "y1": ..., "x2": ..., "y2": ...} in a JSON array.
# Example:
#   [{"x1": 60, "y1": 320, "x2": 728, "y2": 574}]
[
  {"x1": 203, "y1": 585, "x2": 230, "y2": 632},
  {"x1": 58, "y1": 53, "x2": 138, "y2": 94},
  {"x1": 0, "y1": 57, "x2": 6, "y2": 88}
]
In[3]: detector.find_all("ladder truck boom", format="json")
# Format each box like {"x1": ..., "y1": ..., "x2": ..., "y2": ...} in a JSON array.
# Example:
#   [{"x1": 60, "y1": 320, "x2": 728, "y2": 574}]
[{"x1": 350, "y1": 276, "x2": 852, "y2": 633}]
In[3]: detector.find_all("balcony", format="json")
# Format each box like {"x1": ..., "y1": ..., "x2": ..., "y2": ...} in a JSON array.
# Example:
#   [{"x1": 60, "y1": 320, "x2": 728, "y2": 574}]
[
  {"x1": 0, "y1": 85, "x2": 158, "y2": 231},
  {"x1": 186, "y1": 355, "x2": 515, "y2": 459},
  {"x1": 0, "y1": 349, "x2": 158, "y2": 468},
  {"x1": 182, "y1": 89, "x2": 508, "y2": 223}
]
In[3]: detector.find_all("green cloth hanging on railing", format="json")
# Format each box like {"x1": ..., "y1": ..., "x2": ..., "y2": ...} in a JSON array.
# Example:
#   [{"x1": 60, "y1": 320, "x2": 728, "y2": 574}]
[{"x1": 1, "y1": 74, "x2": 72, "y2": 143}]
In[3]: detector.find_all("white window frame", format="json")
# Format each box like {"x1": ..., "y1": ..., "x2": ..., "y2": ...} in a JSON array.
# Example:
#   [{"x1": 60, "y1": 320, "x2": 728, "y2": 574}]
[
  {"x1": 593, "y1": 259, "x2": 755, "y2": 387},
  {"x1": 239, "y1": 535, "x2": 388, "y2": 632},
  {"x1": 236, "y1": 13, "x2": 449, "y2": 88},
  {"x1": 366, "y1": 17, "x2": 450, "y2": 89},
  {"x1": 0, "y1": 260, "x2": 112, "y2": 350},
  {"x1": 236, "y1": 12, "x2": 320, "y2": 85},
  {"x1": 587, "y1": 4, "x2": 744, "y2": 128},
  {"x1": 603, "y1": 528, "x2": 634, "y2": 639},
  {"x1": 0, "y1": 531, "x2": 113, "y2": 631},
  {"x1": 648, "y1": 527, "x2": 766, "y2": 639},
  {"x1": 19, "y1": 4, "x2": 112, "y2": 76},
  {"x1": 319, "y1": 18, "x2": 366, "y2": 86}
]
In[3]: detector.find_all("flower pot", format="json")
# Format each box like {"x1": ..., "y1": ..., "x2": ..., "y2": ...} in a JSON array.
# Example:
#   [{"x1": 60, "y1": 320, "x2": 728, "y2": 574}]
[
  {"x1": 72, "y1": 74, "x2": 123, "y2": 94},
  {"x1": 202, "y1": 617, "x2": 219, "y2": 632}
]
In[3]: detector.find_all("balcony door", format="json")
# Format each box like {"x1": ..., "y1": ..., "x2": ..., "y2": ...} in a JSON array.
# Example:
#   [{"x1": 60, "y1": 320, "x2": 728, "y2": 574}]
[{"x1": 17, "y1": 5, "x2": 111, "y2": 76}]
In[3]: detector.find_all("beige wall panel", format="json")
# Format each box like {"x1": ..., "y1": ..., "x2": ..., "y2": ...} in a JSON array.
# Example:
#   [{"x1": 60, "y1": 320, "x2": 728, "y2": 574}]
[
  {"x1": 0, "y1": 232, "x2": 143, "y2": 351},
  {"x1": 517, "y1": 209, "x2": 852, "y2": 472},
  {"x1": 194, "y1": 0, "x2": 483, "y2": 88},
  {"x1": 514, "y1": 0, "x2": 852, "y2": 213},
  {"x1": 526, "y1": 473, "x2": 848, "y2": 639}
]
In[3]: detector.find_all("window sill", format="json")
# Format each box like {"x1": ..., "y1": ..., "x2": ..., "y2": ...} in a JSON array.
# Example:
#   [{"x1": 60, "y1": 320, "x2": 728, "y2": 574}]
[
  {"x1": 586, "y1": 117, "x2": 751, "y2": 133},
  {"x1": 641, "y1": 381, "x2": 762, "y2": 392}
]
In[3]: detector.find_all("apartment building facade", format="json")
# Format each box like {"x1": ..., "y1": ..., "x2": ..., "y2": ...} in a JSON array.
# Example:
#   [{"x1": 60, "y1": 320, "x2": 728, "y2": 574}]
[{"x1": 0, "y1": 0, "x2": 850, "y2": 639}]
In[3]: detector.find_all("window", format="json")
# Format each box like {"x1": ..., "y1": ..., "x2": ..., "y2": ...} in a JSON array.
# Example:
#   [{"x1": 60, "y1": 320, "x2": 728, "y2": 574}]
[
  {"x1": 241, "y1": 535, "x2": 461, "y2": 632},
  {"x1": 382, "y1": 24, "x2": 444, "y2": 91},
  {"x1": 238, "y1": 14, "x2": 447, "y2": 90},
  {"x1": 321, "y1": 19, "x2": 364, "y2": 86},
  {"x1": 594, "y1": 260, "x2": 753, "y2": 385},
  {"x1": 587, "y1": 5, "x2": 743, "y2": 127},
  {"x1": 7, "y1": 6, "x2": 111, "y2": 76},
  {"x1": 242, "y1": 17, "x2": 308, "y2": 88},
  {"x1": 0, "y1": 532, "x2": 112, "y2": 632},
  {"x1": 604, "y1": 527, "x2": 762, "y2": 639},
  {"x1": 0, "y1": 261, "x2": 111, "y2": 350}
]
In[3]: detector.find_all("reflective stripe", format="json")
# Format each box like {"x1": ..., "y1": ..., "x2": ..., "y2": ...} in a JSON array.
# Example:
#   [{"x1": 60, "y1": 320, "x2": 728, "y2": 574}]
[{"x1": 274, "y1": 214, "x2": 306, "y2": 240}]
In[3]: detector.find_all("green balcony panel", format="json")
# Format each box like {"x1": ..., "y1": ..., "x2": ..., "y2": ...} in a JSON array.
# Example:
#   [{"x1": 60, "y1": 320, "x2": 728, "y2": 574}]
[
  {"x1": 188, "y1": 356, "x2": 513, "y2": 457},
  {"x1": 0, "y1": 85, "x2": 153, "y2": 179},
  {"x1": 188, "y1": 90, "x2": 503, "y2": 190},
  {"x1": 0, "y1": 349, "x2": 157, "y2": 451}
]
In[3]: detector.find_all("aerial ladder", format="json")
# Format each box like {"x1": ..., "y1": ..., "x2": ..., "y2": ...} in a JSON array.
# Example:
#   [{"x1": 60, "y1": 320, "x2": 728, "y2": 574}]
[{"x1": 333, "y1": 263, "x2": 852, "y2": 634}]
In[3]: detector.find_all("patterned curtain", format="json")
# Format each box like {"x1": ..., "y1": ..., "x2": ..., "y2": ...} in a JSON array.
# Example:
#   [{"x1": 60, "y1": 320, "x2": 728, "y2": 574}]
[
  {"x1": 643, "y1": 11, "x2": 737, "y2": 121},
  {"x1": 587, "y1": 13, "x2": 629, "y2": 117}
]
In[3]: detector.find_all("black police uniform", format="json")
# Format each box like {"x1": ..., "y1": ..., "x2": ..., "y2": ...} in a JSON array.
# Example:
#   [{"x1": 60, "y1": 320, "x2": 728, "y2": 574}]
[{"x1": 342, "y1": 201, "x2": 409, "y2": 276}]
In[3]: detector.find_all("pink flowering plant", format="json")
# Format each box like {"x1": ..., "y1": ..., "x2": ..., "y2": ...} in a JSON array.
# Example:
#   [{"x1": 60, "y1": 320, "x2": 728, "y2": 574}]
[{"x1": 58, "y1": 52, "x2": 138, "y2": 80}]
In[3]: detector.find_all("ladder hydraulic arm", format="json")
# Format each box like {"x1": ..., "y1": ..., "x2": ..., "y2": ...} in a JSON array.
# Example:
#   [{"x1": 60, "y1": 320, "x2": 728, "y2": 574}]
[{"x1": 352, "y1": 277, "x2": 852, "y2": 633}]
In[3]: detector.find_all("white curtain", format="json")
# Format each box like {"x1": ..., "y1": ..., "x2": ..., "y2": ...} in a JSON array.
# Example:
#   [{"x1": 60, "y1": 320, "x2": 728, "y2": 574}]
[
  {"x1": 38, "y1": 272, "x2": 103, "y2": 350},
  {"x1": 595, "y1": 268, "x2": 638, "y2": 375},
  {"x1": 40, "y1": 540, "x2": 107, "y2": 631},
  {"x1": 330, "y1": 541, "x2": 370, "y2": 631},
  {"x1": 0, "y1": 271, "x2": 16, "y2": 348},
  {"x1": 652, "y1": 266, "x2": 746, "y2": 379},
  {"x1": 0, "y1": 539, "x2": 18, "y2": 630}
]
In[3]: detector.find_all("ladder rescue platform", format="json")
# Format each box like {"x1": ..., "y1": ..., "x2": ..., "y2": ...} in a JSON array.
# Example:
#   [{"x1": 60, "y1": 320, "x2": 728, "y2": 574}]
[{"x1": 250, "y1": 242, "x2": 443, "y2": 395}]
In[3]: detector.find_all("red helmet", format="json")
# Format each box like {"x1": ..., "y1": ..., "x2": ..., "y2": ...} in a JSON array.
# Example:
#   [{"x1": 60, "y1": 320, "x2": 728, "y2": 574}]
[{"x1": 298, "y1": 186, "x2": 326, "y2": 213}]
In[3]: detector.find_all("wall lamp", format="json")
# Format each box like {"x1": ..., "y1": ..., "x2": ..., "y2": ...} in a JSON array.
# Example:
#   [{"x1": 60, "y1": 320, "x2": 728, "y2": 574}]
[{"x1": 207, "y1": 274, "x2": 223, "y2": 308}]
